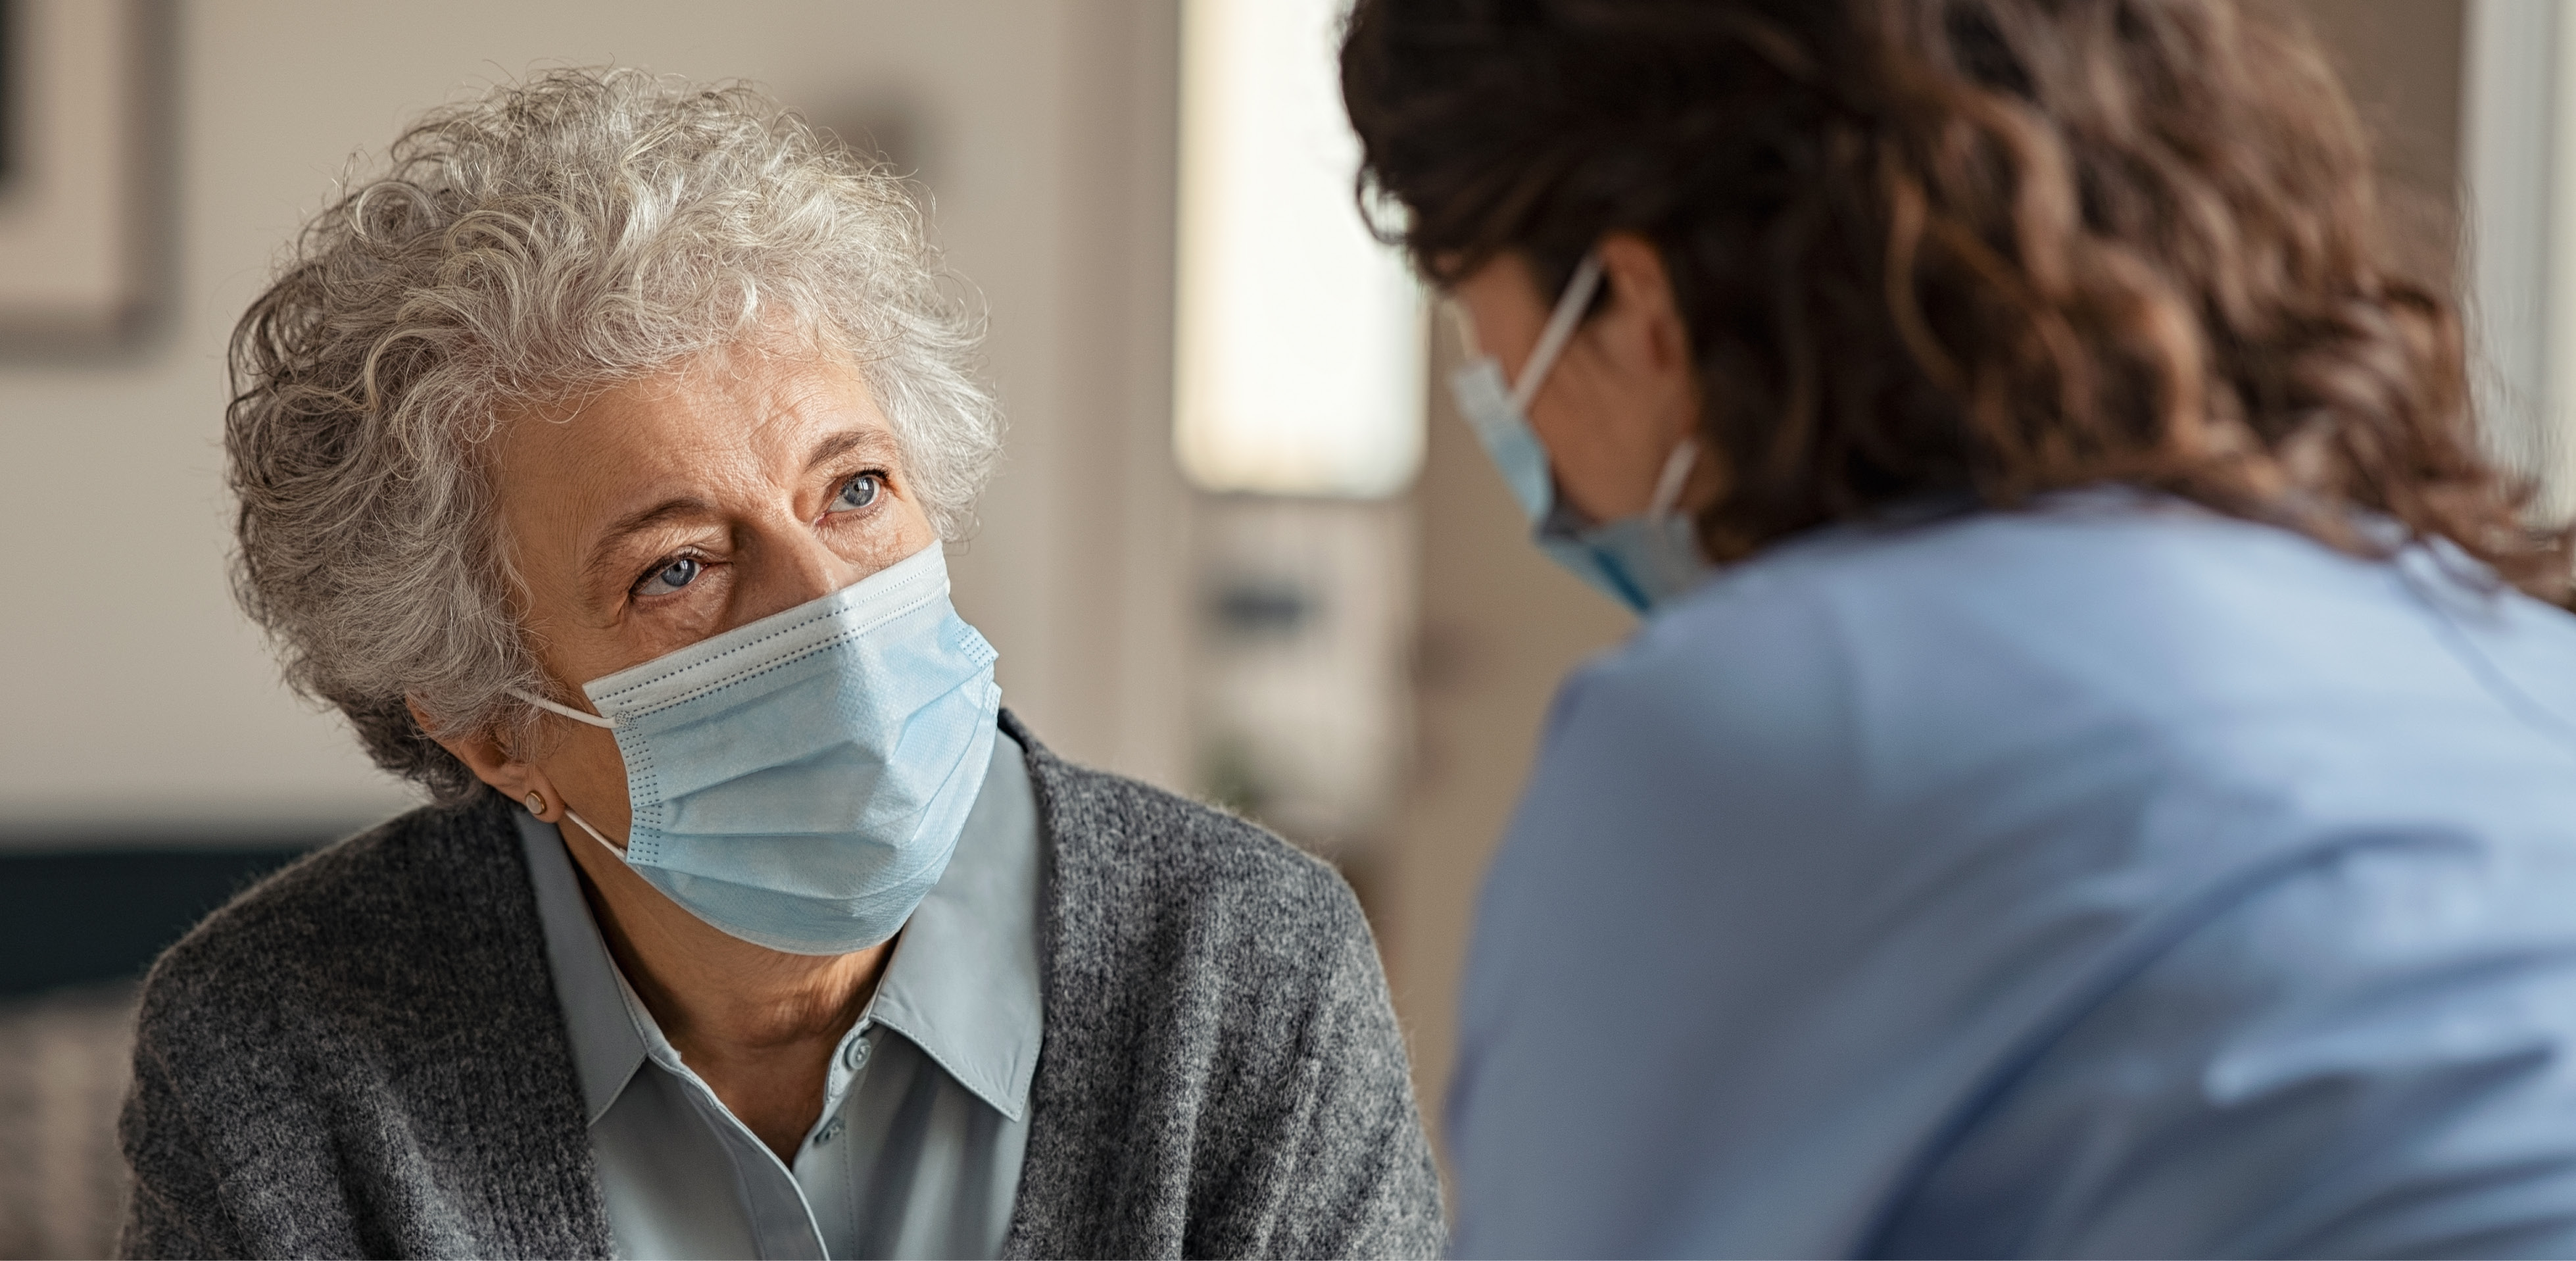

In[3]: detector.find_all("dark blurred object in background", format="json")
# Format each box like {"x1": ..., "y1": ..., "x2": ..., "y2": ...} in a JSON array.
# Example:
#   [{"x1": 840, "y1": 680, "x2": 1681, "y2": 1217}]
[
  {"x1": 0, "y1": 845, "x2": 310, "y2": 1261},
  {"x1": 0, "y1": 983, "x2": 137, "y2": 1260},
  {"x1": 0, "y1": 846, "x2": 314, "y2": 996},
  {"x1": 2, "y1": 0, "x2": 21, "y2": 192},
  {"x1": 0, "y1": 0, "x2": 175, "y2": 357}
]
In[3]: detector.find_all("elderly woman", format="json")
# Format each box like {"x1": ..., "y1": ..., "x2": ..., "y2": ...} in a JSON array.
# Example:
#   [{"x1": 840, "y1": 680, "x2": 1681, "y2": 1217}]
[{"x1": 118, "y1": 70, "x2": 1440, "y2": 1260}]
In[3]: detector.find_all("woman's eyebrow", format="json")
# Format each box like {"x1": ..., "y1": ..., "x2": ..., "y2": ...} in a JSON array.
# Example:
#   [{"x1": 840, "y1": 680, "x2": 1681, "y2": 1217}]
[
  {"x1": 571, "y1": 430, "x2": 898, "y2": 593},
  {"x1": 581, "y1": 497, "x2": 714, "y2": 589},
  {"x1": 804, "y1": 428, "x2": 900, "y2": 474}
]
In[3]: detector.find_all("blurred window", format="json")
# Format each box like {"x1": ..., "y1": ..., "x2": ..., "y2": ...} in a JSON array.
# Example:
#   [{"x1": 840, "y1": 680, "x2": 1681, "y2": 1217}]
[
  {"x1": 1173, "y1": 0, "x2": 1424, "y2": 499},
  {"x1": 2464, "y1": 0, "x2": 2576, "y2": 510}
]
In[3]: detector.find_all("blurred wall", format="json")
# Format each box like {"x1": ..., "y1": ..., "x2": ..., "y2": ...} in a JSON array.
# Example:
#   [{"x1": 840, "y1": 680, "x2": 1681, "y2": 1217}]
[
  {"x1": 1380, "y1": 323, "x2": 1631, "y2": 1167},
  {"x1": 0, "y1": 1, "x2": 1190, "y2": 841},
  {"x1": 2289, "y1": 0, "x2": 2467, "y2": 273}
]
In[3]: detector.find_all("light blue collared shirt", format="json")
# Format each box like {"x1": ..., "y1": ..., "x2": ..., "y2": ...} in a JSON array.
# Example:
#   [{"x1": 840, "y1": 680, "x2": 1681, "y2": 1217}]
[
  {"x1": 1451, "y1": 495, "x2": 2576, "y2": 1257},
  {"x1": 518, "y1": 730, "x2": 1042, "y2": 1261}
]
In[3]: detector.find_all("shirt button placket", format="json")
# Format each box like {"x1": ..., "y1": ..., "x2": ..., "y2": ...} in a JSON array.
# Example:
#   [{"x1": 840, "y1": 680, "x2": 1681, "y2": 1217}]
[{"x1": 747, "y1": 1146, "x2": 827, "y2": 1259}]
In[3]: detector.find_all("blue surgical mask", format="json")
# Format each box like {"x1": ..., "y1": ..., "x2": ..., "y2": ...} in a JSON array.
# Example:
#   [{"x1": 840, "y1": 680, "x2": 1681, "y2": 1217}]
[
  {"x1": 511, "y1": 542, "x2": 1000, "y2": 956},
  {"x1": 1448, "y1": 254, "x2": 1711, "y2": 612}
]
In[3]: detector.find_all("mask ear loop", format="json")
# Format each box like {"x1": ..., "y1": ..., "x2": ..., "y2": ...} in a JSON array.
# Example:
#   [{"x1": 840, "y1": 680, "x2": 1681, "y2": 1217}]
[
  {"x1": 1511, "y1": 254, "x2": 1608, "y2": 412},
  {"x1": 1647, "y1": 439, "x2": 1700, "y2": 522},
  {"x1": 507, "y1": 686, "x2": 617, "y2": 729},
  {"x1": 502, "y1": 687, "x2": 627, "y2": 854},
  {"x1": 558, "y1": 809, "x2": 626, "y2": 856},
  {"x1": 1442, "y1": 296, "x2": 1484, "y2": 359}
]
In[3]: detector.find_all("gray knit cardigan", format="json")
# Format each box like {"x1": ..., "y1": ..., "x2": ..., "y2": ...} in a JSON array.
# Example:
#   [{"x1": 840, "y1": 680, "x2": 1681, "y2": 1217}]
[{"x1": 118, "y1": 714, "x2": 1444, "y2": 1258}]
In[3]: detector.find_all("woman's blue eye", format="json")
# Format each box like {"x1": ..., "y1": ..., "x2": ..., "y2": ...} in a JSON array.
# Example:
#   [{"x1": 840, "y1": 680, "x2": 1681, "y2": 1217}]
[
  {"x1": 637, "y1": 556, "x2": 702, "y2": 596},
  {"x1": 832, "y1": 474, "x2": 881, "y2": 514}
]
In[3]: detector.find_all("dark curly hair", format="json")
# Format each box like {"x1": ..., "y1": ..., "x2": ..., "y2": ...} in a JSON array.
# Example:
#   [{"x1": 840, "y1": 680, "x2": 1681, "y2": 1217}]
[{"x1": 1342, "y1": 0, "x2": 2567, "y2": 595}]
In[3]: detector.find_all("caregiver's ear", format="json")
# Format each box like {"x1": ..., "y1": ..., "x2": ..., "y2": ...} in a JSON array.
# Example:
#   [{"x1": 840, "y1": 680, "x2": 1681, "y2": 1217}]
[{"x1": 1591, "y1": 233, "x2": 1692, "y2": 373}]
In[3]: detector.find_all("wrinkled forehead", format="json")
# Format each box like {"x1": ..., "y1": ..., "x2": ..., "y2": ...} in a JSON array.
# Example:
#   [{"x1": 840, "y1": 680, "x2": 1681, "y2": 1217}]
[
  {"x1": 485, "y1": 349, "x2": 898, "y2": 560},
  {"x1": 498, "y1": 342, "x2": 885, "y2": 466}
]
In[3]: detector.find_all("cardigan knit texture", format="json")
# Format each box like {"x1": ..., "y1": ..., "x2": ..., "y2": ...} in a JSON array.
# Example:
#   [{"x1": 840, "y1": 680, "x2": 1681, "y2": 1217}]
[{"x1": 118, "y1": 714, "x2": 1444, "y2": 1258}]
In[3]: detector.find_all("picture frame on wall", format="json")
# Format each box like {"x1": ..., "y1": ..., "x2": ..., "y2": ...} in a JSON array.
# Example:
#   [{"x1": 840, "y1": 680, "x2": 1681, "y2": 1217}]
[{"x1": 0, "y1": 0, "x2": 174, "y2": 357}]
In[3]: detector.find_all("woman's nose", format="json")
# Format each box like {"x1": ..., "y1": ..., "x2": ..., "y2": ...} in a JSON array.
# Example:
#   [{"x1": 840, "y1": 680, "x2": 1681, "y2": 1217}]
[{"x1": 737, "y1": 528, "x2": 861, "y2": 626}]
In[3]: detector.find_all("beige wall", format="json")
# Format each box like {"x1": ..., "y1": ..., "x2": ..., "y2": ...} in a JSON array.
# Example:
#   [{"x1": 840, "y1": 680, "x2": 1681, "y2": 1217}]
[
  {"x1": 2289, "y1": 0, "x2": 2467, "y2": 271},
  {"x1": 0, "y1": 1, "x2": 1190, "y2": 839},
  {"x1": 1380, "y1": 323, "x2": 1633, "y2": 1160}
]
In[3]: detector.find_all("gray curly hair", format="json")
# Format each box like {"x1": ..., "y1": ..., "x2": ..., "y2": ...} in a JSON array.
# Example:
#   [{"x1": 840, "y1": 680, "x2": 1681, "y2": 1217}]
[{"x1": 227, "y1": 68, "x2": 1001, "y2": 803}]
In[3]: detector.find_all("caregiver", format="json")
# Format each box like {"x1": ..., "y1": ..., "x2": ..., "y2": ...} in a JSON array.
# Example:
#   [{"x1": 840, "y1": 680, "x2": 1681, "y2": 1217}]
[{"x1": 1344, "y1": 0, "x2": 2576, "y2": 1255}]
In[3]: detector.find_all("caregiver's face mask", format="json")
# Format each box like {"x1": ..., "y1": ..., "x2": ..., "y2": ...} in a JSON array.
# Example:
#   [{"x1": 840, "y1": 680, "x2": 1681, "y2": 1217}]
[
  {"x1": 1447, "y1": 254, "x2": 1711, "y2": 612},
  {"x1": 510, "y1": 541, "x2": 1000, "y2": 956}
]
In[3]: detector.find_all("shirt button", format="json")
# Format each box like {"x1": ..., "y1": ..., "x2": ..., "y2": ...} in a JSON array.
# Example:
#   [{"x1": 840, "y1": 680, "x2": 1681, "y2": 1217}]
[
  {"x1": 814, "y1": 1115, "x2": 846, "y2": 1146},
  {"x1": 842, "y1": 1035, "x2": 871, "y2": 1072}
]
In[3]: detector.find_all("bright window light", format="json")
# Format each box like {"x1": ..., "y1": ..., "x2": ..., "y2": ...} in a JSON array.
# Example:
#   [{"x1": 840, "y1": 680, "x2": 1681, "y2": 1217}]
[{"x1": 1173, "y1": 0, "x2": 1424, "y2": 499}]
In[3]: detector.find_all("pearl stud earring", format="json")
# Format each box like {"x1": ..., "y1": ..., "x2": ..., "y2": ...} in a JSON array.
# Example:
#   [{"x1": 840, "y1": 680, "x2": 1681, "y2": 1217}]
[{"x1": 525, "y1": 791, "x2": 547, "y2": 816}]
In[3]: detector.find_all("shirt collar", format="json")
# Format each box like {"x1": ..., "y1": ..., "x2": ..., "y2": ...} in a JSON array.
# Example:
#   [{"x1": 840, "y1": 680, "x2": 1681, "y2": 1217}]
[
  {"x1": 516, "y1": 804, "x2": 647, "y2": 1125},
  {"x1": 867, "y1": 728, "x2": 1044, "y2": 1121},
  {"x1": 516, "y1": 726, "x2": 1044, "y2": 1127}
]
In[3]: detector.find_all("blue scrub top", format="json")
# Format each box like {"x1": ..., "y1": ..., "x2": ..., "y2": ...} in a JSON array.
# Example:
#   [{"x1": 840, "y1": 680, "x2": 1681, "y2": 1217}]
[{"x1": 1449, "y1": 493, "x2": 2576, "y2": 1258}]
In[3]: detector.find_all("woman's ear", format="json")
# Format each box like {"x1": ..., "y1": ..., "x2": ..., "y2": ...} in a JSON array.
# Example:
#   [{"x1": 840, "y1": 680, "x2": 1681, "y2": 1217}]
[
  {"x1": 409, "y1": 695, "x2": 564, "y2": 818},
  {"x1": 1593, "y1": 232, "x2": 1722, "y2": 514},
  {"x1": 1595, "y1": 232, "x2": 1691, "y2": 377}
]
